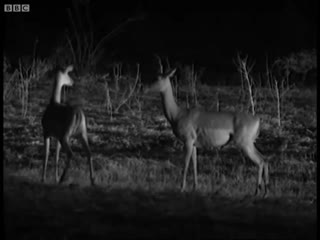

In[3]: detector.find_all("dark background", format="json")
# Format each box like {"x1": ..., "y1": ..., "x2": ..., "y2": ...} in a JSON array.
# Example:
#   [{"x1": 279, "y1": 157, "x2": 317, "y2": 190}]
[{"x1": 4, "y1": 0, "x2": 317, "y2": 73}]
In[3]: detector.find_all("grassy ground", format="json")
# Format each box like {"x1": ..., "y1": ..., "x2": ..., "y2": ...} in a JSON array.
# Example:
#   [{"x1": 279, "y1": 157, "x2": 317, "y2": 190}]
[
  {"x1": 4, "y1": 171, "x2": 316, "y2": 239},
  {"x1": 3, "y1": 69, "x2": 317, "y2": 239}
]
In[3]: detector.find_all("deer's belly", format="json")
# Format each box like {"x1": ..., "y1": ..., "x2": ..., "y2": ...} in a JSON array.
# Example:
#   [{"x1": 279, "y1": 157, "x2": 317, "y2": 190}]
[{"x1": 196, "y1": 129, "x2": 231, "y2": 148}]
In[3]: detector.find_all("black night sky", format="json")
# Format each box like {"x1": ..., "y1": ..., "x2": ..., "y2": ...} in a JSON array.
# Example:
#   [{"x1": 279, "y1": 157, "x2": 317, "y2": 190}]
[{"x1": 4, "y1": 0, "x2": 317, "y2": 72}]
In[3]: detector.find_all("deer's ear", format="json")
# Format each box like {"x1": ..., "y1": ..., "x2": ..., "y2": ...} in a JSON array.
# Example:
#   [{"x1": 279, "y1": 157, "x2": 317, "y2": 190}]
[
  {"x1": 65, "y1": 65, "x2": 74, "y2": 74},
  {"x1": 166, "y1": 68, "x2": 176, "y2": 78}
]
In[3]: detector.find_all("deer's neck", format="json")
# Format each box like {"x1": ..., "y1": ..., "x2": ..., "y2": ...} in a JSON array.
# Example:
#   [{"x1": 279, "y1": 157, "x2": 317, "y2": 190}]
[
  {"x1": 50, "y1": 79, "x2": 62, "y2": 104},
  {"x1": 160, "y1": 84, "x2": 180, "y2": 125}
]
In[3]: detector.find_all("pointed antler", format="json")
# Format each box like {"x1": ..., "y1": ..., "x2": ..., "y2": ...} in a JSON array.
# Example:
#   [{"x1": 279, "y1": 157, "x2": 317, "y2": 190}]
[
  {"x1": 154, "y1": 54, "x2": 163, "y2": 74},
  {"x1": 165, "y1": 56, "x2": 171, "y2": 71}
]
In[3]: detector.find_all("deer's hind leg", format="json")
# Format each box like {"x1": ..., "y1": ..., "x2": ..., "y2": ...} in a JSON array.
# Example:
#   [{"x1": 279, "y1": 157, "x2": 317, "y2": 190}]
[
  {"x1": 79, "y1": 130, "x2": 95, "y2": 186},
  {"x1": 55, "y1": 140, "x2": 61, "y2": 183},
  {"x1": 42, "y1": 137, "x2": 50, "y2": 183},
  {"x1": 59, "y1": 136, "x2": 74, "y2": 184},
  {"x1": 240, "y1": 142, "x2": 268, "y2": 197}
]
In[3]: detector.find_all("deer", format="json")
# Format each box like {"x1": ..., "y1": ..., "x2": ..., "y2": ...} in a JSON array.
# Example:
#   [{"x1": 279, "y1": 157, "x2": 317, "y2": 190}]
[
  {"x1": 41, "y1": 65, "x2": 95, "y2": 185},
  {"x1": 143, "y1": 58, "x2": 269, "y2": 197}
]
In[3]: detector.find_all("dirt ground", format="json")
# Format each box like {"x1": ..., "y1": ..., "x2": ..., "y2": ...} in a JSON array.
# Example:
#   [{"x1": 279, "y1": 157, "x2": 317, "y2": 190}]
[{"x1": 4, "y1": 170, "x2": 316, "y2": 240}]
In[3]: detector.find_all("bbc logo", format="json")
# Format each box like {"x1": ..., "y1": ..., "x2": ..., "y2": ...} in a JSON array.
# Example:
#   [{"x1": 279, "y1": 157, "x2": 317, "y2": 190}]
[{"x1": 4, "y1": 4, "x2": 30, "y2": 12}]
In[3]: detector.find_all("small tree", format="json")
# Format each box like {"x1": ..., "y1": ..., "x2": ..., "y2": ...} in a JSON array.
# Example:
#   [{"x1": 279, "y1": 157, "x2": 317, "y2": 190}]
[
  {"x1": 272, "y1": 49, "x2": 316, "y2": 86},
  {"x1": 234, "y1": 53, "x2": 256, "y2": 115}
]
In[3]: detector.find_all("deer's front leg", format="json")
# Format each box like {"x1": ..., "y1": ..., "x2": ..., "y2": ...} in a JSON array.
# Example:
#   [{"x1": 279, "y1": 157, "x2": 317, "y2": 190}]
[
  {"x1": 191, "y1": 146, "x2": 198, "y2": 190},
  {"x1": 181, "y1": 141, "x2": 194, "y2": 192}
]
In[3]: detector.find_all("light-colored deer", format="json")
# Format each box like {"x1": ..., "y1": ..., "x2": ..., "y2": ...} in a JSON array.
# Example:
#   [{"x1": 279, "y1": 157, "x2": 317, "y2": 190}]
[
  {"x1": 41, "y1": 65, "x2": 95, "y2": 185},
  {"x1": 144, "y1": 58, "x2": 269, "y2": 197}
]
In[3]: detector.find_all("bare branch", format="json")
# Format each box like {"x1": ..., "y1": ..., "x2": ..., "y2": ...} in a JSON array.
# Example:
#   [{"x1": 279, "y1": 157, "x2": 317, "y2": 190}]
[{"x1": 91, "y1": 16, "x2": 144, "y2": 60}]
